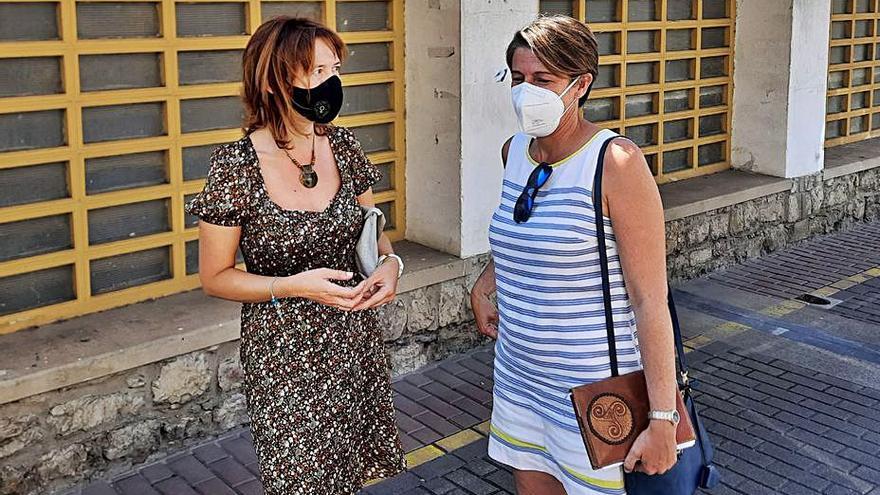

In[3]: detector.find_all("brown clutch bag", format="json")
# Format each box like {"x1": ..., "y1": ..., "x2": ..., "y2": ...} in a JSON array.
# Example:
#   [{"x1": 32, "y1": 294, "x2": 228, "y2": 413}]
[{"x1": 570, "y1": 370, "x2": 696, "y2": 470}]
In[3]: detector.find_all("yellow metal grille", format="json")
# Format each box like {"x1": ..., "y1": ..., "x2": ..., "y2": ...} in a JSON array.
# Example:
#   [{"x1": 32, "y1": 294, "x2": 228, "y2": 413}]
[
  {"x1": 538, "y1": 0, "x2": 735, "y2": 183},
  {"x1": 826, "y1": 0, "x2": 880, "y2": 147},
  {"x1": 0, "y1": 0, "x2": 405, "y2": 334}
]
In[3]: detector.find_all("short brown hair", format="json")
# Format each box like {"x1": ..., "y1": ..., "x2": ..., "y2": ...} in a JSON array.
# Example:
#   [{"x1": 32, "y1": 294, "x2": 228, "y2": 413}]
[
  {"x1": 506, "y1": 15, "x2": 599, "y2": 107},
  {"x1": 242, "y1": 17, "x2": 346, "y2": 148}
]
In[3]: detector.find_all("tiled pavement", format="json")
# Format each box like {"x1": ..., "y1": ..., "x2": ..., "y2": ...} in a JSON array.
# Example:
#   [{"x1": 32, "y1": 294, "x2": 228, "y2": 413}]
[
  {"x1": 64, "y1": 221, "x2": 880, "y2": 495},
  {"x1": 709, "y1": 221, "x2": 880, "y2": 325}
]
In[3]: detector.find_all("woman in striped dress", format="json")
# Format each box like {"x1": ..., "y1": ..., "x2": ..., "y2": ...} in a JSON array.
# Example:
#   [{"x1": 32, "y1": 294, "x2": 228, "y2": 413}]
[{"x1": 469, "y1": 16, "x2": 680, "y2": 495}]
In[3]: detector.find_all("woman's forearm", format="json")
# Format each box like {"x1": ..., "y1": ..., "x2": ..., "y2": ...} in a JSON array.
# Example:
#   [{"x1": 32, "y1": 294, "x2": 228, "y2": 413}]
[
  {"x1": 472, "y1": 259, "x2": 497, "y2": 296},
  {"x1": 378, "y1": 233, "x2": 394, "y2": 257},
  {"x1": 633, "y1": 299, "x2": 678, "y2": 412},
  {"x1": 202, "y1": 267, "x2": 306, "y2": 303}
]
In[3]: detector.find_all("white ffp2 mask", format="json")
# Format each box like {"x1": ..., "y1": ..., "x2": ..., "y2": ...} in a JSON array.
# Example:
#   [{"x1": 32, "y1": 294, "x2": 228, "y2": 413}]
[{"x1": 510, "y1": 77, "x2": 580, "y2": 138}]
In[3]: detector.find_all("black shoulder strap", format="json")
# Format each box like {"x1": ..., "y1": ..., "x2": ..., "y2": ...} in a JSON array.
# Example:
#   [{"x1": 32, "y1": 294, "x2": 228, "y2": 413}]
[
  {"x1": 593, "y1": 136, "x2": 620, "y2": 377},
  {"x1": 592, "y1": 135, "x2": 690, "y2": 382},
  {"x1": 502, "y1": 135, "x2": 515, "y2": 169}
]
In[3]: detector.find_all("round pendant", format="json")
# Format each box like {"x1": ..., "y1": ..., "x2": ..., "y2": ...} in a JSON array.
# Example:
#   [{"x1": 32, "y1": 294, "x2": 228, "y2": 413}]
[{"x1": 299, "y1": 165, "x2": 318, "y2": 189}]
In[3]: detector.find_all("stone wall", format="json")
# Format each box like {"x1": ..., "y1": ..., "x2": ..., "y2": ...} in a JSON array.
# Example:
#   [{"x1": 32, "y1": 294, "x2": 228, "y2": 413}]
[
  {"x1": 0, "y1": 345, "x2": 247, "y2": 495},
  {"x1": 0, "y1": 256, "x2": 490, "y2": 495},
  {"x1": 666, "y1": 166, "x2": 880, "y2": 280},
  {"x1": 380, "y1": 254, "x2": 491, "y2": 376}
]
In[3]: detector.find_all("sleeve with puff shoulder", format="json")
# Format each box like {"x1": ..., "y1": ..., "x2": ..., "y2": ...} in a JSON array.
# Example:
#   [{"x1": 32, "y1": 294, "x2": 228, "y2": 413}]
[
  {"x1": 341, "y1": 127, "x2": 382, "y2": 196},
  {"x1": 184, "y1": 144, "x2": 252, "y2": 226}
]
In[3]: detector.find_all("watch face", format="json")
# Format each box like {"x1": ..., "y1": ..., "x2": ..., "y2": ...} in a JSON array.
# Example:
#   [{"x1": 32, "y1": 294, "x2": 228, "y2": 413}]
[{"x1": 672, "y1": 411, "x2": 681, "y2": 423}]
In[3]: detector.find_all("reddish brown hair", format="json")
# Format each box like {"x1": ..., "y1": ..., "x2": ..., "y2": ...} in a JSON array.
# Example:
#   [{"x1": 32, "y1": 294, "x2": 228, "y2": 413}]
[{"x1": 242, "y1": 16, "x2": 346, "y2": 148}]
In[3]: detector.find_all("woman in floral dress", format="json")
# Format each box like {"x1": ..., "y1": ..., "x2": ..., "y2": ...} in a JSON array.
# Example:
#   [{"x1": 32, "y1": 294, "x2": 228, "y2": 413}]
[{"x1": 186, "y1": 16, "x2": 406, "y2": 495}]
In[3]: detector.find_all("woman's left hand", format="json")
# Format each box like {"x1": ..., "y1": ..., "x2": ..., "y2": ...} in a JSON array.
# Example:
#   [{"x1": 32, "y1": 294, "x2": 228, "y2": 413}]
[
  {"x1": 623, "y1": 421, "x2": 678, "y2": 475},
  {"x1": 352, "y1": 260, "x2": 399, "y2": 311}
]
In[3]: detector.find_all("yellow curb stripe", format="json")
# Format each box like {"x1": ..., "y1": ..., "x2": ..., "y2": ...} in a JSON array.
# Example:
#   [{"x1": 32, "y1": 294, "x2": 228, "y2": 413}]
[
  {"x1": 436, "y1": 429, "x2": 484, "y2": 453},
  {"x1": 763, "y1": 300, "x2": 806, "y2": 318},
  {"x1": 694, "y1": 264, "x2": 880, "y2": 350},
  {"x1": 367, "y1": 424, "x2": 492, "y2": 485},
  {"x1": 472, "y1": 420, "x2": 491, "y2": 435},
  {"x1": 719, "y1": 321, "x2": 749, "y2": 332},
  {"x1": 812, "y1": 286, "x2": 840, "y2": 297},
  {"x1": 831, "y1": 279, "x2": 858, "y2": 290},
  {"x1": 405, "y1": 444, "x2": 444, "y2": 468}
]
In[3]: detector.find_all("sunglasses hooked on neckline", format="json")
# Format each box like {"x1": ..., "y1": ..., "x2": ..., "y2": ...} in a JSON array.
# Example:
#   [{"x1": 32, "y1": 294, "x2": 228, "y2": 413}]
[{"x1": 513, "y1": 162, "x2": 553, "y2": 223}]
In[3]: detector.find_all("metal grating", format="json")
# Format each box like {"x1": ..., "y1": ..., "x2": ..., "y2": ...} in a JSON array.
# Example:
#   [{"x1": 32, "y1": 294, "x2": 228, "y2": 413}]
[
  {"x1": 85, "y1": 151, "x2": 168, "y2": 194},
  {"x1": 0, "y1": 266, "x2": 75, "y2": 316},
  {"x1": 79, "y1": 53, "x2": 163, "y2": 92},
  {"x1": 539, "y1": 0, "x2": 736, "y2": 182},
  {"x1": 81, "y1": 102, "x2": 166, "y2": 143},
  {"x1": 0, "y1": 2, "x2": 58, "y2": 40},
  {"x1": 90, "y1": 247, "x2": 171, "y2": 295},
  {"x1": 336, "y1": 1, "x2": 389, "y2": 32},
  {"x1": 0, "y1": 57, "x2": 63, "y2": 97},
  {"x1": 826, "y1": 0, "x2": 880, "y2": 146},
  {"x1": 0, "y1": 214, "x2": 72, "y2": 262},
  {"x1": 76, "y1": 2, "x2": 160, "y2": 39},
  {"x1": 178, "y1": 50, "x2": 243, "y2": 85},
  {"x1": 260, "y1": 1, "x2": 322, "y2": 21},
  {"x1": 175, "y1": 3, "x2": 247, "y2": 37},
  {"x1": 0, "y1": 110, "x2": 66, "y2": 152},
  {"x1": 0, "y1": 162, "x2": 68, "y2": 207},
  {"x1": 87, "y1": 199, "x2": 169, "y2": 245}
]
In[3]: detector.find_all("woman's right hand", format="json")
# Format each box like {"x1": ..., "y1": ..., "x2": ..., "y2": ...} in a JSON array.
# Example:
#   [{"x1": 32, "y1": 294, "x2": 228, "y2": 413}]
[
  {"x1": 281, "y1": 268, "x2": 366, "y2": 310},
  {"x1": 470, "y1": 288, "x2": 499, "y2": 339}
]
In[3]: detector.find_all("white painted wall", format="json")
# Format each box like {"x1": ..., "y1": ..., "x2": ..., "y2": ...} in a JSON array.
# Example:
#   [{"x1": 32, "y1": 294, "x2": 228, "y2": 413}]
[
  {"x1": 785, "y1": 0, "x2": 831, "y2": 177},
  {"x1": 405, "y1": 0, "x2": 537, "y2": 257},
  {"x1": 405, "y1": 0, "x2": 463, "y2": 254},
  {"x1": 459, "y1": 0, "x2": 538, "y2": 257},
  {"x1": 731, "y1": 0, "x2": 829, "y2": 178}
]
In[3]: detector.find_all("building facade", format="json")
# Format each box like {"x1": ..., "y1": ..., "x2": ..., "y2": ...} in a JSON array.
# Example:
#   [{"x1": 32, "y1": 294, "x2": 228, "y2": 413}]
[
  {"x1": 2, "y1": 0, "x2": 879, "y2": 333},
  {"x1": 0, "y1": 0, "x2": 406, "y2": 333},
  {"x1": 1, "y1": 1, "x2": 880, "y2": 493}
]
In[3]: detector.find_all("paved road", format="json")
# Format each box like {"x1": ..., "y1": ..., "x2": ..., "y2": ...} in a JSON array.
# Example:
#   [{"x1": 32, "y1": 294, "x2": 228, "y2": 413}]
[{"x1": 64, "y1": 221, "x2": 880, "y2": 495}]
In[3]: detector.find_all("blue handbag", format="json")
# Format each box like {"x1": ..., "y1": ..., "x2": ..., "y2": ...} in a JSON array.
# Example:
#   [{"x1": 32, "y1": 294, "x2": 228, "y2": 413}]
[{"x1": 592, "y1": 136, "x2": 721, "y2": 494}]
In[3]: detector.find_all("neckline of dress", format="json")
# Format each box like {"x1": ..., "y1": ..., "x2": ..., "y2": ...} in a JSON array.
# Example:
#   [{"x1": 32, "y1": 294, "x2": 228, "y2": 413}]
[
  {"x1": 245, "y1": 130, "x2": 347, "y2": 215},
  {"x1": 525, "y1": 128, "x2": 610, "y2": 169}
]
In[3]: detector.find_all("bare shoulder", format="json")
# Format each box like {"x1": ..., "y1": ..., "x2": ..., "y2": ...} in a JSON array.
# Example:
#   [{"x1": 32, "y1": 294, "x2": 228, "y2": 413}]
[
  {"x1": 604, "y1": 137, "x2": 646, "y2": 171},
  {"x1": 601, "y1": 137, "x2": 657, "y2": 206}
]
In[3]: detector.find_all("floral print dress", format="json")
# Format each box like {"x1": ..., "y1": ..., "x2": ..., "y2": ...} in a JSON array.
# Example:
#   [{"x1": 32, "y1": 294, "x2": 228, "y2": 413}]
[{"x1": 185, "y1": 125, "x2": 406, "y2": 495}]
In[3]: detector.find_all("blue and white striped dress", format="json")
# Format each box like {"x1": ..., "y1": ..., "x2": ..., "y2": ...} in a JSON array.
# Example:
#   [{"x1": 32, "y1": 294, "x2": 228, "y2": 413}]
[{"x1": 487, "y1": 129, "x2": 642, "y2": 494}]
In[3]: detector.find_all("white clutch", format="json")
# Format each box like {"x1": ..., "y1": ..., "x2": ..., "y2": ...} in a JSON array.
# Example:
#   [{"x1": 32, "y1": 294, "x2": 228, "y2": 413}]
[{"x1": 355, "y1": 205, "x2": 386, "y2": 278}]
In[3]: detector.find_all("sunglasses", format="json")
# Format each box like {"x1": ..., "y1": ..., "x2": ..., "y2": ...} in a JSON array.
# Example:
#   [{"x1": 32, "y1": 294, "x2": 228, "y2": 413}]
[{"x1": 514, "y1": 162, "x2": 553, "y2": 223}]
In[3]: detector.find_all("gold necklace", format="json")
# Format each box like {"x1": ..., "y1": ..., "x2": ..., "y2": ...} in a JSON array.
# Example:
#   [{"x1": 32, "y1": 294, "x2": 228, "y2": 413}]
[{"x1": 282, "y1": 132, "x2": 318, "y2": 189}]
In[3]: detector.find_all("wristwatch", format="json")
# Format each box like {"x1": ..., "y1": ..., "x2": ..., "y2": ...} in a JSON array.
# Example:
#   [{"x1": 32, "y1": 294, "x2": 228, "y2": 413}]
[
  {"x1": 648, "y1": 409, "x2": 680, "y2": 426},
  {"x1": 378, "y1": 253, "x2": 404, "y2": 279}
]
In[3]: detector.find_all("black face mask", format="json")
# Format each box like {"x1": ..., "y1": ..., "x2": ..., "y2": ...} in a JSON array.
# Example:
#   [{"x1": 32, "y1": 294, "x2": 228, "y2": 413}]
[{"x1": 291, "y1": 75, "x2": 343, "y2": 124}]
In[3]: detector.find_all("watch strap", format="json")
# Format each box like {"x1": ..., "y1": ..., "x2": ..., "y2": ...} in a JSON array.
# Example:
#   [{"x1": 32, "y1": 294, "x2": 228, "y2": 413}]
[{"x1": 649, "y1": 410, "x2": 679, "y2": 424}]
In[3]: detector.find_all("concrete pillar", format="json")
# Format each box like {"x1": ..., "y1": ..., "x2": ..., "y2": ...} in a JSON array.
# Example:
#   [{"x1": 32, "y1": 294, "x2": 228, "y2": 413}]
[
  {"x1": 405, "y1": 0, "x2": 537, "y2": 257},
  {"x1": 731, "y1": 0, "x2": 831, "y2": 178},
  {"x1": 459, "y1": 0, "x2": 538, "y2": 257},
  {"x1": 404, "y1": 0, "x2": 462, "y2": 254}
]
